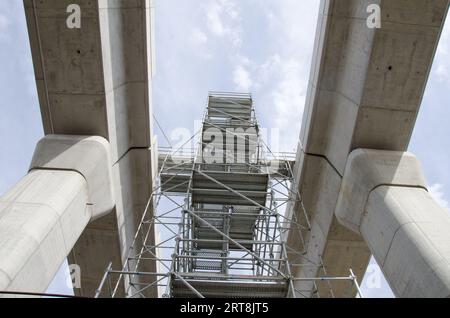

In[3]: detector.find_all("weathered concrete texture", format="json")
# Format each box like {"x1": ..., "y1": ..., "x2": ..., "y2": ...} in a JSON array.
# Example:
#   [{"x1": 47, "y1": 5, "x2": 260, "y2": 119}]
[
  {"x1": 24, "y1": 0, "x2": 155, "y2": 296},
  {"x1": 68, "y1": 211, "x2": 123, "y2": 297},
  {"x1": 24, "y1": 0, "x2": 154, "y2": 160},
  {"x1": 287, "y1": 153, "x2": 369, "y2": 298},
  {"x1": 0, "y1": 170, "x2": 91, "y2": 294},
  {"x1": 288, "y1": 0, "x2": 449, "y2": 297},
  {"x1": 69, "y1": 143, "x2": 157, "y2": 297},
  {"x1": 113, "y1": 147, "x2": 157, "y2": 297},
  {"x1": 30, "y1": 135, "x2": 115, "y2": 220},
  {"x1": 336, "y1": 149, "x2": 450, "y2": 297},
  {"x1": 0, "y1": 134, "x2": 116, "y2": 295},
  {"x1": 335, "y1": 149, "x2": 427, "y2": 233}
]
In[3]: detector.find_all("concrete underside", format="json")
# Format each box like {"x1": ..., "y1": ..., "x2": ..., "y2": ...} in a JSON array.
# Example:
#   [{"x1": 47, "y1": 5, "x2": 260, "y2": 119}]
[
  {"x1": 286, "y1": 0, "x2": 449, "y2": 297},
  {"x1": 24, "y1": 0, "x2": 156, "y2": 296},
  {"x1": 0, "y1": 170, "x2": 90, "y2": 294},
  {"x1": 336, "y1": 149, "x2": 450, "y2": 297},
  {"x1": 365, "y1": 186, "x2": 450, "y2": 297}
]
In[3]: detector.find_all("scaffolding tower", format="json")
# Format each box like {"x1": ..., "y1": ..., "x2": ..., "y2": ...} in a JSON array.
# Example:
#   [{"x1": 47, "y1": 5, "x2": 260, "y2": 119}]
[{"x1": 95, "y1": 92, "x2": 363, "y2": 298}]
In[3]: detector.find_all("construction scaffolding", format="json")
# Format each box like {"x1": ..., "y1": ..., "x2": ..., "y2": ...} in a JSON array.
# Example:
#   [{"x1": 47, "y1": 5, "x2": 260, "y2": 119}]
[{"x1": 95, "y1": 92, "x2": 363, "y2": 298}]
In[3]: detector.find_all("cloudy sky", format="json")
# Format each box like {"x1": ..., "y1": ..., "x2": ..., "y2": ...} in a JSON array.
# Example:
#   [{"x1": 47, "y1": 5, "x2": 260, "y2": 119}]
[{"x1": 0, "y1": 0, "x2": 449, "y2": 298}]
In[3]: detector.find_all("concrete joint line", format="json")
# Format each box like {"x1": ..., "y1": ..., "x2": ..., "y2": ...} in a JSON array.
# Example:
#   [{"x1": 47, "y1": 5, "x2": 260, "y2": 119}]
[{"x1": 360, "y1": 183, "x2": 429, "y2": 233}]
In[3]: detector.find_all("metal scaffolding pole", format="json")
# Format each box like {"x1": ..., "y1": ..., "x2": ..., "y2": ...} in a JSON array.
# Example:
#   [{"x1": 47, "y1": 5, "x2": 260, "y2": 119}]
[{"x1": 94, "y1": 92, "x2": 363, "y2": 298}]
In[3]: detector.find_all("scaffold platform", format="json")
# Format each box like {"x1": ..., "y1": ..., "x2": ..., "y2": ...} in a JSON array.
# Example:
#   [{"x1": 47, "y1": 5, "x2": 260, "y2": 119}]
[{"x1": 95, "y1": 92, "x2": 364, "y2": 299}]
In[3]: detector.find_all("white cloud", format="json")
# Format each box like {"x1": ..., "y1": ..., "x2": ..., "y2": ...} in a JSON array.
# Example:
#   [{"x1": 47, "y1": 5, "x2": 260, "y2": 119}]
[
  {"x1": 234, "y1": 0, "x2": 320, "y2": 152},
  {"x1": 206, "y1": 2, "x2": 225, "y2": 36},
  {"x1": 233, "y1": 65, "x2": 252, "y2": 91},
  {"x1": 204, "y1": 0, "x2": 242, "y2": 47},
  {"x1": 188, "y1": 28, "x2": 213, "y2": 59},
  {"x1": 191, "y1": 28, "x2": 208, "y2": 45},
  {"x1": 272, "y1": 62, "x2": 305, "y2": 127},
  {"x1": 154, "y1": 0, "x2": 320, "y2": 154},
  {"x1": 265, "y1": 57, "x2": 306, "y2": 151},
  {"x1": 428, "y1": 183, "x2": 450, "y2": 211}
]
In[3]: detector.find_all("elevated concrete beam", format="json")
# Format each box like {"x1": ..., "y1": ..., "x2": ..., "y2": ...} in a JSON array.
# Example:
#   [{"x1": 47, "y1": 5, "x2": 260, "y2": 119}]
[
  {"x1": 287, "y1": 0, "x2": 449, "y2": 297},
  {"x1": 23, "y1": 0, "x2": 156, "y2": 296}
]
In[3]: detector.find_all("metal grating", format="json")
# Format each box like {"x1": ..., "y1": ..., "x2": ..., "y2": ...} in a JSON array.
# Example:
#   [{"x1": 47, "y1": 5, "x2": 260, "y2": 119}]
[
  {"x1": 95, "y1": 92, "x2": 364, "y2": 299},
  {"x1": 171, "y1": 279, "x2": 289, "y2": 298}
]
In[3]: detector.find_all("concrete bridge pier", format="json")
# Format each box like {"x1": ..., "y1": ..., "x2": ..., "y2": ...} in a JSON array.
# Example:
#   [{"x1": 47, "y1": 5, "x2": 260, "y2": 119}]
[
  {"x1": 336, "y1": 149, "x2": 450, "y2": 298},
  {"x1": 0, "y1": 135, "x2": 115, "y2": 295}
]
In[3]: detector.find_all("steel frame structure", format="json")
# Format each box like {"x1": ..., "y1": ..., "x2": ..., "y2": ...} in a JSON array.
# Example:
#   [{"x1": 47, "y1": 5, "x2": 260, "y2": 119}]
[{"x1": 95, "y1": 92, "x2": 363, "y2": 298}]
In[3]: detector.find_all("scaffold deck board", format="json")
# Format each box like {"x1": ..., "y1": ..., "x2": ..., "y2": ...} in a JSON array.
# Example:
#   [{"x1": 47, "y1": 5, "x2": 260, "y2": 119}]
[
  {"x1": 171, "y1": 279, "x2": 289, "y2": 298},
  {"x1": 192, "y1": 209, "x2": 259, "y2": 250},
  {"x1": 191, "y1": 170, "x2": 268, "y2": 206}
]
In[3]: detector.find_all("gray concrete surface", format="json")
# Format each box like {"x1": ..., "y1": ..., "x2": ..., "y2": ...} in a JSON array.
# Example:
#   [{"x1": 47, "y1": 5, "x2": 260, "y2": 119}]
[
  {"x1": 0, "y1": 170, "x2": 90, "y2": 295},
  {"x1": 12, "y1": 0, "x2": 449, "y2": 298},
  {"x1": 23, "y1": 0, "x2": 156, "y2": 296},
  {"x1": 336, "y1": 149, "x2": 450, "y2": 297},
  {"x1": 30, "y1": 135, "x2": 115, "y2": 220},
  {"x1": 286, "y1": 0, "x2": 449, "y2": 297},
  {"x1": 0, "y1": 134, "x2": 115, "y2": 294}
]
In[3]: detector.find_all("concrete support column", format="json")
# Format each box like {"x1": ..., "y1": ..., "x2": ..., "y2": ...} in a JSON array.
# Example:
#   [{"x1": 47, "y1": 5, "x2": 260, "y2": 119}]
[
  {"x1": 286, "y1": 0, "x2": 449, "y2": 297},
  {"x1": 0, "y1": 135, "x2": 115, "y2": 294},
  {"x1": 336, "y1": 149, "x2": 450, "y2": 297},
  {"x1": 23, "y1": 1, "x2": 156, "y2": 295},
  {"x1": 0, "y1": 170, "x2": 90, "y2": 294}
]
